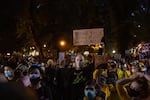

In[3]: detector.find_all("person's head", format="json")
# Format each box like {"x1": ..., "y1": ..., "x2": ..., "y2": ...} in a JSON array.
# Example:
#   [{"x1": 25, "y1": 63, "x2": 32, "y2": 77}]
[
  {"x1": 3, "y1": 62, "x2": 16, "y2": 80},
  {"x1": 107, "y1": 60, "x2": 116, "y2": 71},
  {"x1": 47, "y1": 59, "x2": 54, "y2": 68},
  {"x1": 15, "y1": 64, "x2": 28, "y2": 78},
  {"x1": 84, "y1": 80, "x2": 97, "y2": 99},
  {"x1": 126, "y1": 77, "x2": 149, "y2": 97},
  {"x1": 75, "y1": 54, "x2": 84, "y2": 70},
  {"x1": 28, "y1": 64, "x2": 43, "y2": 85}
]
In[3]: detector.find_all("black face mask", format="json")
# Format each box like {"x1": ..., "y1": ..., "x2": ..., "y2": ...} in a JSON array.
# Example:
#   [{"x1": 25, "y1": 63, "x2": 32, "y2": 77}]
[
  {"x1": 125, "y1": 86, "x2": 140, "y2": 97},
  {"x1": 30, "y1": 77, "x2": 41, "y2": 85}
]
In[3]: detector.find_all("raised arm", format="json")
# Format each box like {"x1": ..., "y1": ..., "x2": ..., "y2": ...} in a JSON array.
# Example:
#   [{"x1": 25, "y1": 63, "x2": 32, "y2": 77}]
[{"x1": 116, "y1": 78, "x2": 134, "y2": 100}]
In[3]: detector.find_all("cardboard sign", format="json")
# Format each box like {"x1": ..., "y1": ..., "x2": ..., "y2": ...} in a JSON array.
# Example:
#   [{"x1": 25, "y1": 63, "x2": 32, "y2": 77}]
[
  {"x1": 95, "y1": 55, "x2": 110, "y2": 68},
  {"x1": 73, "y1": 28, "x2": 104, "y2": 45}
]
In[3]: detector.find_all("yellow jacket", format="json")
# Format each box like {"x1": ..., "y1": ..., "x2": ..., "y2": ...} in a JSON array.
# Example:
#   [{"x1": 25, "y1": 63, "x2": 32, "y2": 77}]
[
  {"x1": 101, "y1": 84, "x2": 114, "y2": 100},
  {"x1": 83, "y1": 96, "x2": 102, "y2": 100}
]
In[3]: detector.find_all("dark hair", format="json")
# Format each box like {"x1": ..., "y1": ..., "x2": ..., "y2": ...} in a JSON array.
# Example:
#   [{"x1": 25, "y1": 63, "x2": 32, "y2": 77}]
[
  {"x1": 85, "y1": 80, "x2": 95, "y2": 86},
  {"x1": 3, "y1": 61, "x2": 16, "y2": 70},
  {"x1": 28, "y1": 65, "x2": 44, "y2": 77}
]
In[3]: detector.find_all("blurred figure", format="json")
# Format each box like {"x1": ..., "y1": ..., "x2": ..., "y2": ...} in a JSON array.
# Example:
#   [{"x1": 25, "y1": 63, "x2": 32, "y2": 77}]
[
  {"x1": 28, "y1": 64, "x2": 53, "y2": 100},
  {"x1": 93, "y1": 63, "x2": 112, "y2": 100},
  {"x1": 82, "y1": 55, "x2": 95, "y2": 82},
  {"x1": 2, "y1": 61, "x2": 16, "y2": 82},
  {"x1": 107, "y1": 60, "x2": 118, "y2": 84},
  {"x1": 116, "y1": 77, "x2": 150, "y2": 100},
  {"x1": 0, "y1": 82, "x2": 37, "y2": 100},
  {"x1": 45, "y1": 59, "x2": 57, "y2": 100},
  {"x1": 75, "y1": 54, "x2": 85, "y2": 70},
  {"x1": 71, "y1": 54, "x2": 87, "y2": 100},
  {"x1": 15, "y1": 64, "x2": 31, "y2": 87},
  {"x1": 96, "y1": 75, "x2": 111, "y2": 100},
  {"x1": 117, "y1": 63, "x2": 131, "y2": 80},
  {"x1": 93, "y1": 63, "x2": 108, "y2": 82},
  {"x1": 55, "y1": 60, "x2": 74, "y2": 100},
  {"x1": 83, "y1": 80, "x2": 105, "y2": 100}
]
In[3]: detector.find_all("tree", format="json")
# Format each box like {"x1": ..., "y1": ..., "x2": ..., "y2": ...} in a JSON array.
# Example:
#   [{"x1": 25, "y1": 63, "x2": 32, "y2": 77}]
[{"x1": 16, "y1": 17, "x2": 37, "y2": 50}]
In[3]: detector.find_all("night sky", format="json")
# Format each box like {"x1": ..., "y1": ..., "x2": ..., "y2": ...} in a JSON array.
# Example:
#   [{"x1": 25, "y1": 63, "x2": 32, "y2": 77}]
[
  {"x1": 0, "y1": 0, "x2": 26, "y2": 52},
  {"x1": 0, "y1": 0, "x2": 149, "y2": 53}
]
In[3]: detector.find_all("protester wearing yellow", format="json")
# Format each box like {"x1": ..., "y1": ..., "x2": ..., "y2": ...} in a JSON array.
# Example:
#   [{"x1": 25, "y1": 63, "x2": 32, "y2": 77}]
[{"x1": 117, "y1": 69, "x2": 131, "y2": 80}]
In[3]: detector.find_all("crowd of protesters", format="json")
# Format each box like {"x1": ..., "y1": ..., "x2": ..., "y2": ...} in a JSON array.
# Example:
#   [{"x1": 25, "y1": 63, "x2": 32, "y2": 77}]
[{"x1": 0, "y1": 52, "x2": 150, "y2": 100}]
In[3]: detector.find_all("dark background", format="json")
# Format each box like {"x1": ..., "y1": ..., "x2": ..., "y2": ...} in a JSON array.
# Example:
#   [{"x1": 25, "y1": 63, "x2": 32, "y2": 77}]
[{"x1": 0, "y1": 0, "x2": 150, "y2": 55}]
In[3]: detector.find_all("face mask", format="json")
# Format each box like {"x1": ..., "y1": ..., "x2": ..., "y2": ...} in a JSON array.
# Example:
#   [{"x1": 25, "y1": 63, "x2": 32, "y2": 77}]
[
  {"x1": 84, "y1": 90, "x2": 96, "y2": 99},
  {"x1": 4, "y1": 70, "x2": 13, "y2": 77},
  {"x1": 30, "y1": 74, "x2": 41, "y2": 84},
  {"x1": 22, "y1": 76, "x2": 31, "y2": 87},
  {"x1": 30, "y1": 74, "x2": 40, "y2": 79},
  {"x1": 126, "y1": 86, "x2": 140, "y2": 97}
]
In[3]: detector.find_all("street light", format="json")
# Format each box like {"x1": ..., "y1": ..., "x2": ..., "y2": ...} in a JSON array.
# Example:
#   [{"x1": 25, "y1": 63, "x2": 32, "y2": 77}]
[
  {"x1": 112, "y1": 50, "x2": 116, "y2": 54},
  {"x1": 60, "y1": 40, "x2": 66, "y2": 47}
]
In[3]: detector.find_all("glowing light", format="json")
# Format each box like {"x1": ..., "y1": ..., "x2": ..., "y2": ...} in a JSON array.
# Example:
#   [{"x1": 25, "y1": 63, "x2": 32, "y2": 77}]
[
  {"x1": 60, "y1": 40, "x2": 66, "y2": 47},
  {"x1": 138, "y1": 24, "x2": 141, "y2": 28},
  {"x1": 133, "y1": 35, "x2": 137, "y2": 37},
  {"x1": 112, "y1": 50, "x2": 116, "y2": 54},
  {"x1": 131, "y1": 12, "x2": 135, "y2": 17},
  {"x1": 6, "y1": 53, "x2": 10, "y2": 56},
  {"x1": 43, "y1": 44, "x2": 46, "y2": 48}
]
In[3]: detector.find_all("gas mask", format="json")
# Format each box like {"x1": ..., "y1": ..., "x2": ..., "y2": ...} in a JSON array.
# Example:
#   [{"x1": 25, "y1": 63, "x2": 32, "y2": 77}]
[{"x1": 126, "y1": 86, "x2": 140, "y2": 97}]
